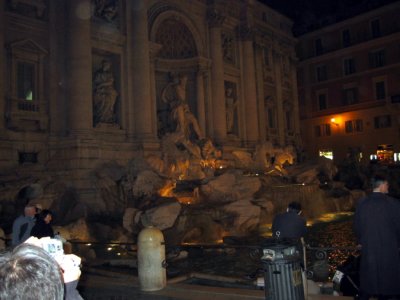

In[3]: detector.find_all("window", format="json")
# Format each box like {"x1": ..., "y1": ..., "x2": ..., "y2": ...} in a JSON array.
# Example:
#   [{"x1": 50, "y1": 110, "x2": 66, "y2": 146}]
[
  {"x1": 343, "y1": 88, "x2": 358, "y2": 105},
  {"x1": 318, "y1": 93, "x2": 327, "y2": 110},
  {"x1": 345, "y1": 120, "x2": 353, "y2": 133},
  {"x1": 315, "y1": 124, "x2": 331, "y2": 137},
  {"x1": 315, "y1": 38, "x2": 323, "y2": 55},
  {"x1": 316, "y1": 65, "x2": 327, "y2": 82},
  {"x1": 345, "y1": 119, "x2": 363, "y2": 133},
  {"x1": 17, "y1": 62, "x2": 35, "y2": 100},
  {"x1": 374, "y1": 115, "x2": 391, "y2": 129},
  {"x1": 342, "y1": 29, "x2": 351, "y2": 47},
  {"x1": 370, "y1": 19, "x2": 381, "y2": 38},
  {"x1": 369, "y1": 50, "x2": 385, "y2": 68},
  {"x1": 375, "y1": 81, "x2": 386, "y2": 100},
  {"x1": 19, "y1": 152, "x2": 38, "y2": 164},
  {"x1": 343, "y1": 58, "x2": 355, "y2": 75},
  {"x1": 7, "y1": 39, "x2": 48, "y2": 131}
]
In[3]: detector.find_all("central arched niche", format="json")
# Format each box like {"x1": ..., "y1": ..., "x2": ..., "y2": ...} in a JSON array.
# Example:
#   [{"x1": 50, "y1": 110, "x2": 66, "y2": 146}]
[{"x1": 149, "y1": 8, "x2": 206, "y2": 138}]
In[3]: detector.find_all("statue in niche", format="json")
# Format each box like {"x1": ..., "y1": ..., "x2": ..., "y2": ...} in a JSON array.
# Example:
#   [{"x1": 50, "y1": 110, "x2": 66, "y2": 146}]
[
  {"x1": 161, "y1": 74, "x2": 204, "y2": 141},
  {"x1": 222, "y1": 33, "x2": 235, "y2": 64},
  {"x1": 94, "y1": 0, "x2": 118, "y2": 22},
  {"x1": 93, "y1": 59, "x2": 118, "y2": 126},
  {"x1": 225, "y1": 84, "x2": 237, "y2": 134}
]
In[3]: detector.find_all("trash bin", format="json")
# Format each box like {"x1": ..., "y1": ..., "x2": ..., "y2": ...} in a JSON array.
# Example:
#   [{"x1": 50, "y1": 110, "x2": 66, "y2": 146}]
[{"x1": 261, "y1": 239, "x2": 305, "y2": 300}]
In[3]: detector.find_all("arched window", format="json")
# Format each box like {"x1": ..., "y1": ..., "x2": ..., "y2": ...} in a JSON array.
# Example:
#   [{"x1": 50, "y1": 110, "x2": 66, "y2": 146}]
[{"x1": 155, "y1": 18, "x2": 198, "y2": 59}]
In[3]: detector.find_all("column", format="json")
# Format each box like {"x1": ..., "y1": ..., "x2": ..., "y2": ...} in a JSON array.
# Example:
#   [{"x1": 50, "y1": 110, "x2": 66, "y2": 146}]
[
  {"x1": 196, "y1": 68, "x2": 207, "y2": 135},
  {"x1": 0, "y1": 0, "x2": 5, "y2": 133},
  {"x1": 273, "y1": 50, "x2": 285, "y2": 146},
  {"x1": 241, "y1": 27, "x2": 259, "y2": 144},
  {"x1": 254, "y1": 43, "x2": 266, "y2": 142},
  {"x1": 131, "y1": 0, "x2": 154, "y2": 140},
  {"x1": 208, "y1": 9, "x2": 226, "y2": 143},
  {"x1": 290, "y1": 57, "x2": 301, "y2": 137},
  {"x1": 48, "y1": 1, "x2": 66, "y2": 136},
  {"x1": 67, "y1": 0, "x2": 92, "y2": 134}
]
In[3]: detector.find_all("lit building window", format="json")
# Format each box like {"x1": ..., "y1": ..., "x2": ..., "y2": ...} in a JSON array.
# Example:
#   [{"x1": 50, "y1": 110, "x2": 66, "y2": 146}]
[
  {"x1": 319, "y1": 150, "x2": 333, "y2": 160},
  {"x1": 17, "y1": 62, "x2": 35, "y2": 101}
]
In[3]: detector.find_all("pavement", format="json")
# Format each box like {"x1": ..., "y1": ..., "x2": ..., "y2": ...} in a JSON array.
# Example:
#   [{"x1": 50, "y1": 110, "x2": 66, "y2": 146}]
[{"x1": 77, "y1": 268, "x2": 353, "y2": 300}]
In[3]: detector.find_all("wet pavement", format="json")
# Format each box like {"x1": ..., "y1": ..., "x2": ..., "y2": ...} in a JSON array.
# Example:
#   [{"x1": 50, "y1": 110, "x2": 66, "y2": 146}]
[{"x1": 77, "y1": 267, "x2": 353, "y2": 300}]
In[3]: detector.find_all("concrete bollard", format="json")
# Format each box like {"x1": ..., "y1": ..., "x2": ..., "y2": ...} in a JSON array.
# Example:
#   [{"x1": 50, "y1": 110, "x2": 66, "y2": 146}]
[{"x1": 137, "y1": 226, "x2": 166, "y2": 291}]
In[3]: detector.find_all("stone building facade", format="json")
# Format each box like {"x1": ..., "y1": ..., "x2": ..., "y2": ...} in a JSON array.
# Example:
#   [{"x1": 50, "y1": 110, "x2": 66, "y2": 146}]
[
  {"x1": 0, "y1": 0, "x2": 299, "y2": 202},
  {"x1": 297, "y1": 1, "x2": 400, "y2": 163}
]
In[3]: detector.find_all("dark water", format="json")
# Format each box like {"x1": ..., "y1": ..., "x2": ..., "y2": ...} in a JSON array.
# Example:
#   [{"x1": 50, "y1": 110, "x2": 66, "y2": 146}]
[{"x1": 86, "y1": 214, "x2": 357, "y2": 285}]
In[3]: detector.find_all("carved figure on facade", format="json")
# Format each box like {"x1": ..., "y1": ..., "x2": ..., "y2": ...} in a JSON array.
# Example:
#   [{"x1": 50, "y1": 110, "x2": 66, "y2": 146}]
[
  {"x1": 93, "y1": 59, "x2": 118, "y2": 126},
  {"x1": 94, "y1": 0, "x2": 118, "y2": 22},
  {"x1": 161, "y1": 74, "x2": 204, "y2": 141},
  {"x1": 225, "y1": 86, "x2": 237, "y2": 134},
  {"x1": 222, "y1": 32, "x2": 235, "y2": 64}
]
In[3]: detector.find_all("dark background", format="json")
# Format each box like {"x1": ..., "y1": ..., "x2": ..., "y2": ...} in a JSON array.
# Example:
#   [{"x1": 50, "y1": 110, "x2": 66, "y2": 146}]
[{"x1": 259, "y1": 0, "x2": 400, "y2": 36}]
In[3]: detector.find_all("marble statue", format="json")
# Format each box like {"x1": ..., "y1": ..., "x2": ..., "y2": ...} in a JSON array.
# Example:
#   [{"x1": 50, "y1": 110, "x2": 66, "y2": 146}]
[
  {"x1": 93, "y1": 60, "x2": 118, "y2": 125},
  {"x1": 161, "y1": 74, "x2": 203, "y2": 140},
  {"x1": 225, "y1": 87, "x2": 237, "y2": 134}
]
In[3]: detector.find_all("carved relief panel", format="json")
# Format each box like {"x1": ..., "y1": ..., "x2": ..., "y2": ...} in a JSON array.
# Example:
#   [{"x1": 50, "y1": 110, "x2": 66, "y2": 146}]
[{"x1": 221, "y1": 31, "x2": 236, "y2": 65}]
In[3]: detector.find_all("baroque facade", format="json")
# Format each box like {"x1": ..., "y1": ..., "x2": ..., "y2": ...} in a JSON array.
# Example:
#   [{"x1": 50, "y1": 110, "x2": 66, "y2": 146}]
[
  {"x1": 297, "y1": 1, "x2": 400, "y2": 163},
  {"x1": 0, "y1": 0, "x2": 299, "y2": 201}
]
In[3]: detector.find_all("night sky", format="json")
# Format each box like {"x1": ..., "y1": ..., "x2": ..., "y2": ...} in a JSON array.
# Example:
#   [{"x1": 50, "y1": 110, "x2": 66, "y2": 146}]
[{"x1": 259, "y1": 0, "x2": 400, "y2": 36}]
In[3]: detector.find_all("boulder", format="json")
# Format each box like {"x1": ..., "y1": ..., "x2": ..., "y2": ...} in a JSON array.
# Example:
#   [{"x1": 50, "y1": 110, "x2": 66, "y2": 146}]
[{"x1": 141, "y1": 201, "x2": 181, "y2": 230}]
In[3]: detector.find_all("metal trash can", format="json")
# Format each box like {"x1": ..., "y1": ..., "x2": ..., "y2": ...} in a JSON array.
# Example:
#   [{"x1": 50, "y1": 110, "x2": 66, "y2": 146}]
[{"x1": 261, "y1": 240, "x2": 305, "y2": 300}]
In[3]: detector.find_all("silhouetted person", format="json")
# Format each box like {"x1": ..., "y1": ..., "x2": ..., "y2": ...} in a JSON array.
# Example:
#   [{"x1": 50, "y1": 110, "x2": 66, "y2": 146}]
[
  {"x1": 11, "y1": 204, "x2": 36, "y2": 246},
  {"x1": 31, "y1": 209, "x2": 54, "y2": 239},
  {"x1": 272, "y1": 201, "x2": 307, "y2": 240},
  {"x1": 354, "y1": 174, "x2": 400, "y2": 300}
]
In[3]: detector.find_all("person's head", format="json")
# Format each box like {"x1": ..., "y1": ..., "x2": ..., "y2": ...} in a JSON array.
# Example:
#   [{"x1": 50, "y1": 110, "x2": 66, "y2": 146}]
[
  {"x1": 38, "y1": 209, "x2": 53, "y2": 224},
  {"x1": 287, "y1": 201, "x2": 302, "y2": 215},
  {"x1": 371, "y1": 174, "x2": 389, "y2": 193},
  {"x1": 24, "y1": 205, "x2": 36, "y2": 218},
  {"x1": 0, "y1": 243, "x2": 64, "y2": 300}
]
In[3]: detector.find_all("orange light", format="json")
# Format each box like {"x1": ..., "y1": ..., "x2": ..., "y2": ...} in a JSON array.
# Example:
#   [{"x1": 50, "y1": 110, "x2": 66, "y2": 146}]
[{"x1": 330, "y1": 117, "x2": 339, "y2": 126}]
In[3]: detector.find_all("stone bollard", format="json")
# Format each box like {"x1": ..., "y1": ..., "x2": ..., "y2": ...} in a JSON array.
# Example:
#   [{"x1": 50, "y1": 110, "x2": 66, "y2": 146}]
[{"x1": 137, "y1": 226, "x2": 166, "y2": 291}]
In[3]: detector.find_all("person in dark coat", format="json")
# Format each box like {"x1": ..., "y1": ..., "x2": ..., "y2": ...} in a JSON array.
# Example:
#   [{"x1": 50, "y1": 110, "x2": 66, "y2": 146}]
[
  {"x1": 272, "y1": 201, "x2": 307, "y2": 240},
  {"x1": 354, "y1": 174, "x2": 400, "y2": 300},
  {"x1": 30, "y1": 209, "x2": 54, "y2": 239}
]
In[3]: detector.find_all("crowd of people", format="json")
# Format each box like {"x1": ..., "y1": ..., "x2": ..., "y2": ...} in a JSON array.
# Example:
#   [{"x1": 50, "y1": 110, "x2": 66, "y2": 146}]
[{"x1": 1, "y1": 202, "x2": 83, "y2": 300}]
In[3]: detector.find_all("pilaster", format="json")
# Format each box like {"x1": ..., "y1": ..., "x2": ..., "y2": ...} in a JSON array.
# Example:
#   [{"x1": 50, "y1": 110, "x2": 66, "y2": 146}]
[
  {"x1": 208, "y1": 8, "x2": 227, "y2": 143},
  {"x1": 67, "y1": 0, "x2": 93, "y2": 135},
  {"x1": 0, "y1": 0, "x2": 5, "y2": 133}
]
